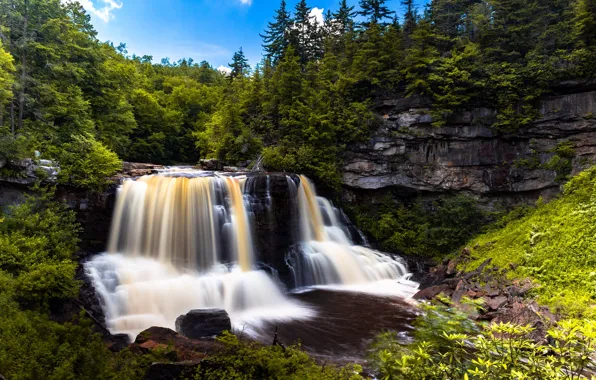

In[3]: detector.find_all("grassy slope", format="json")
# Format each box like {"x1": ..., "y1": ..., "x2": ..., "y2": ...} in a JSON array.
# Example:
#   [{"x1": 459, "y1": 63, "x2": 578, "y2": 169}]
[{"x1": 464, "y1": 167, "x2": 596, "y2": 317}]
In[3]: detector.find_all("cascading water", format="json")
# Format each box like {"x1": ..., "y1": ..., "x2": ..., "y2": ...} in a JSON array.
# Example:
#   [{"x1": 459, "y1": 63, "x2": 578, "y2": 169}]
[
  {"x1": 291, "y1": 176, "x2": 419, "y2": 295},
  {"x1": 86, "y1": 170, "x2": 418, "y2": 340},
  {"x1": 86, "y1": 172, "x2": 312, "y2": 338}
]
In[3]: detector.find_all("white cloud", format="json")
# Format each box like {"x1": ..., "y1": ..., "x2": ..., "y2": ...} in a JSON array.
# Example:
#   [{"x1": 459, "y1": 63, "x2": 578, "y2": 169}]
[
  {"x1": 240, "y1": 0, "x2": 252, "y2": 5},
  {"x1": 217, "y1": 65, "x2": 232, "y2": 75},
  {"x1": 62, "y1": 0, "x2": 123, "y2": 22},
  {"x1": 310, "y1": 7, "x2": 325, "y2": 27}
]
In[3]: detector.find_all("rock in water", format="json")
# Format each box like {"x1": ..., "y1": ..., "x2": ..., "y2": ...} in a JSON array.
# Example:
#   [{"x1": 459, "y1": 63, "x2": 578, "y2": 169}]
[{"x1": 175, "y1": 309, "x2": 231, "y2": 339}]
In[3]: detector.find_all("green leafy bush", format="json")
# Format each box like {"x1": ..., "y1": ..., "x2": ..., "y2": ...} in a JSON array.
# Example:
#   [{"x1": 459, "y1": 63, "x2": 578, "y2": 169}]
[
  {"x1": 195, "y1": 332, "x2": 363, "y2": 380},
  {"x1": 55, "y1": 134, "x2": 122, "y2": 192},
  {"x1": 370, "y1": 302, "x2": 596, "y2": 380}
]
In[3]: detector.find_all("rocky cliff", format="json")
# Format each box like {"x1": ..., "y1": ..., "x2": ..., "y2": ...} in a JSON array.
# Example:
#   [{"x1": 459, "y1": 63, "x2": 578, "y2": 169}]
[{"x1": 343, "y1": 90, "x2": 596, "y2": 208}]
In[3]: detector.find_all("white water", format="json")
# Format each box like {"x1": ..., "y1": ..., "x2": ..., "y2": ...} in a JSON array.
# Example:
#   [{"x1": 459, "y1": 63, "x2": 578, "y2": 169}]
[
  {"x1": 86, "y1": 254, "x2": 312, "y2": 337},
  {"x1": 86, "y1": 170, "x2": 418, "y2": 339},
  {"x1": 294, "y1": 176, "x2": 419, "y2": 296}
]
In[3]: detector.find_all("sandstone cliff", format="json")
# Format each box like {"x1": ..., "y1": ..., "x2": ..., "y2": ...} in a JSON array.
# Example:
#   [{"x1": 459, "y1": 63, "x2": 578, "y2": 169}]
[{"x1": 343, "y1": 90, "x2": 596, "y2": 207}]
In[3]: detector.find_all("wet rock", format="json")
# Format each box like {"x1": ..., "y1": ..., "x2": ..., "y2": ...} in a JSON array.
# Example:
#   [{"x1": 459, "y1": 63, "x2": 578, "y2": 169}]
[
  {"x1": 142, "y1": 361, "x2": 200, "y2": 380},
  {"x1": 122, "y1": 162, "x2": 165, "y2": 171},
  {"x1": 175, "y1": 309, "x2": 231, "y2": 339},
  {"x1": 493, "y1": 301, "x2": 556, "y2": 343},
  {"x1": 107, "y1": 333, "x2": 131, "y2": 352},
  {"x1": 135, "y1": 326, "x2": 221, "y2": 362},
  {"x1": 198, "y1": 159, "x2": 221, "y2": 170},
  {"x1": 452, "y1": 280, "x2": 467, "y2": 303},
  {"x1": 484, "y1": 296, "x2": 508, "y2": 311},
  {"x1": 446, "y1": 259, "x2": 458, "y2": 276},
  {"x1": 413, "y1": 284, "x2": 450, "y2": 300}
]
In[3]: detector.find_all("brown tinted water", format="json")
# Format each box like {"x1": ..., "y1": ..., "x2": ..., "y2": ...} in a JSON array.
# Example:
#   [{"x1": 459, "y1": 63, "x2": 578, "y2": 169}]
[{"x1": 247, "y1": 288, "x2": 418, "y2": 365}]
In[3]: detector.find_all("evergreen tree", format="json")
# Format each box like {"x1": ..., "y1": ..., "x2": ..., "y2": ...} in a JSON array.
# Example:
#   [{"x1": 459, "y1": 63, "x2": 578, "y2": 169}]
[
  {"x1": 574, "y1": 0, "x2": 596, "y2": 47},
  {"x1": 332, "y1": 0, "x2": 356, "y2": 34},
  {"x1": 358, "y1": 0, "x2": 393, "y2": 27},
  {"x1": 402, "y1": 0, "x2": 417, "y2": 39},
  {"x1": 229, "y1": 47, "x2": 250, "y2": 80},
  {"x1": 260, "y1": 0, "x2": 292, "y2": 63}
]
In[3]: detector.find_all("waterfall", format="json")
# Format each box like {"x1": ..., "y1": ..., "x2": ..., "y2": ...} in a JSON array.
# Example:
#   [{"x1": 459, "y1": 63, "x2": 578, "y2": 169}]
[
  {"x1": 86, "y1": 170, "x2": 418, "y2": 339},
  {"x1": 87, "y1": 172, "x2": 311, "y2": 338},
  {"x1": 293, "y1": 175, "x2": 418, "y2": 293}
]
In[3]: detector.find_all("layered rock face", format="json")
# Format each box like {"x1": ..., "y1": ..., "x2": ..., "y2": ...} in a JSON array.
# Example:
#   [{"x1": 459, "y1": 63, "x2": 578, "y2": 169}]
[{"x1": 343, "y1": 91, "x2": 596, "y2": 207}]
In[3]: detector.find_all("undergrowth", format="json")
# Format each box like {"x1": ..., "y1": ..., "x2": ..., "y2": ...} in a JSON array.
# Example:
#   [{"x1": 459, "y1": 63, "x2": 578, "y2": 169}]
[{"x1": 465, "y1": 166, "x2": 596, "y2": 317}]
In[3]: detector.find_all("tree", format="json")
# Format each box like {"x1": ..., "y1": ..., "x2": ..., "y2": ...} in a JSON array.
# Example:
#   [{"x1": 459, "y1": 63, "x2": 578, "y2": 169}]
[
  {"x1": 358, "y1": 0, "x2": 393, "y2": 27},
  {"x1": 332, "y1": 0, "x2": 356, "y2": 34},
  {"x1": 402, "y1": 0, "x2": 416, "y2": 39},
  {"x1": 228, "y1": 47, "x2": 250, "y2": 80},
  {"x1": 260, "y1": 0, "x2": 292, "y2": 63},
  {"x1": 574, "y1": 0, "x2": 596, "y2": 47},
  {"x1": 289, "y1": 0, "x2": 324, "y2": 65},
  {"x1": 0, "y1": 42, "x2": 14, "y2": 126}
]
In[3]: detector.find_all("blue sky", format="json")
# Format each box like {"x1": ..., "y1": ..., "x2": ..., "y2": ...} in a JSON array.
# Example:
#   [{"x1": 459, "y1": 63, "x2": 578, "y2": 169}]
[{"x1": 82, "y1": 0, "x2": 428, "y2": 70}]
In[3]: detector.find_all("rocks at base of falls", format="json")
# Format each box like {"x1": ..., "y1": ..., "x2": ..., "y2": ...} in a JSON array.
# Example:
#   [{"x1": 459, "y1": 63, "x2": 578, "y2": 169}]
[
  {"x1": 107, "y1": 334, "x2": 131, "y2": 352},
  {"x1": 175, "y1": 309, "x2": 232, "y2": 339},
  {"x1": 130, "y1": 326, "x2": 225, "y2": 380},
  {"x1": 414, "y1": 248, "x2": 557, "y2": 343}
]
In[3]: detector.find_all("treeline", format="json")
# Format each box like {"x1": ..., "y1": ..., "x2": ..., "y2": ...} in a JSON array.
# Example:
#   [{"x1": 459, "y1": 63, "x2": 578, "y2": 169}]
[{"x1": 1, "y1": 0, "x2": 596, "y2": 187}]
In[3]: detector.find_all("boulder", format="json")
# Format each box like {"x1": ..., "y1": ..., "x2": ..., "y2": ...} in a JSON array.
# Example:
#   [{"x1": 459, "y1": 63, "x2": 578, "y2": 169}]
[
  {"x1": 413, "y1": 284, "x2": 450, "y2": 300},
  {"x1": 199, "y1": 159, "x2": 221, "y2": 171},
  {"x1": 484, "y1": 295, "x2": 508, "y2": 311},
  {"x1": 175, "y1": 309, "x2": 231, "y2": 339},
  {"x1": 107, "y1": 333, "x2": 131, "y2": 352},
  {"x1": 134, "y1": 326, "x2": 222, "y2": 362}
]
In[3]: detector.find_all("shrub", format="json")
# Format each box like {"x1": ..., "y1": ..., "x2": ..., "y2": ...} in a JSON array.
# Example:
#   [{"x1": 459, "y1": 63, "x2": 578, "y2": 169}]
[
  {"x1": 370, "y1": 302, "x2": 596, "y2": 380},
  {"x1": 196, "y1": 332, "x2": 363, "y2": 380},
  {"x1": 55, "y1": 133, "x2": 122, "y2": 192}
]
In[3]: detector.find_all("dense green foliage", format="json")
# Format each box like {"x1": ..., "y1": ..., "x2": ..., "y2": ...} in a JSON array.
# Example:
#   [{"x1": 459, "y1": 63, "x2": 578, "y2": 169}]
[
  {"x1": 351, "y1": 195, "x2": 488, "y2": 258},
  {"x1": 0, "y1": 189, "x2": 158, "y2": 379},
  {"x1": 370, "y1": 301, "x2": 596, "y2": 379},
  {"x1": 465, "y1": 166, "x2": 596, "y2": 317},
  {"x1": 1, "y1": 0, "x2": 595, "y2": 187},
  {"x1": 196, "y1": 332, "x2": 362, "y2": 380}
]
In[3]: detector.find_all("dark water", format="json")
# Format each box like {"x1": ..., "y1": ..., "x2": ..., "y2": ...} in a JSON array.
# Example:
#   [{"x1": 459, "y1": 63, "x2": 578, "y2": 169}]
[{"x1": 247, "y1": 289, "x2": 418, "y2": 365}]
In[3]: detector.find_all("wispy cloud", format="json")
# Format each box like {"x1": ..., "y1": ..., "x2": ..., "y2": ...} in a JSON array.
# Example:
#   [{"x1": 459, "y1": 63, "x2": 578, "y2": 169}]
[
  {"x1": 63, "y1": 0, "x2": 123, "y2": 22},
  {"x1": 240, "y1": 0, "x2": 252, "y2": 4}
]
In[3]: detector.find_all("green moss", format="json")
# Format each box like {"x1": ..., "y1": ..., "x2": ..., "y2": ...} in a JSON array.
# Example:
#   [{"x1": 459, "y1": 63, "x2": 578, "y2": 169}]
[{"x1": 465, "y1": 166, "x2": 596, "y2": 317}]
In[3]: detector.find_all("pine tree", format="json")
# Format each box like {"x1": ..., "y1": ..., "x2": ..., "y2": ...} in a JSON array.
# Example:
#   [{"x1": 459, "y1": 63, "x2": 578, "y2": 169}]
[
  {"x1": 333, "y1": 0, "x2": 356, "y2": 34},
  {"x1": 290, "y1": 0, "x2": 324, "y2": 64},
  {"x1": 401, "y1": 0, "x2": 416, "y2": 39},
  {"x1": 358, "y1": 0, "x2": 393, "y2": 27},
  {"x1": 574, "y1": 0, "x2": 596, "y2": 47},
  {"x1": 260, "y1": 0, "x2": 292, "y2": 63},
  {"x1": 228, "y1": 47, "x2": 250, "y2": 79}
]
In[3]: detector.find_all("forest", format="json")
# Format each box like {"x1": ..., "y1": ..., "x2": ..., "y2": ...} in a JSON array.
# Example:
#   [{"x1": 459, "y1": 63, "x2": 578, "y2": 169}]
[
  {"x1": 1, "y1": 0, "x2": 596, "y2": 379},
  {"x1": 0, "y1": 0, "x2": 595, "y2": 188}
]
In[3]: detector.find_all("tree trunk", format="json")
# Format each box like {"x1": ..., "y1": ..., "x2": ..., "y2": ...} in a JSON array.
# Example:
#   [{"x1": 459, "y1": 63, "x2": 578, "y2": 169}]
[{"x1": 17, "y1": 0, "x2": 28, "y2": 132}]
